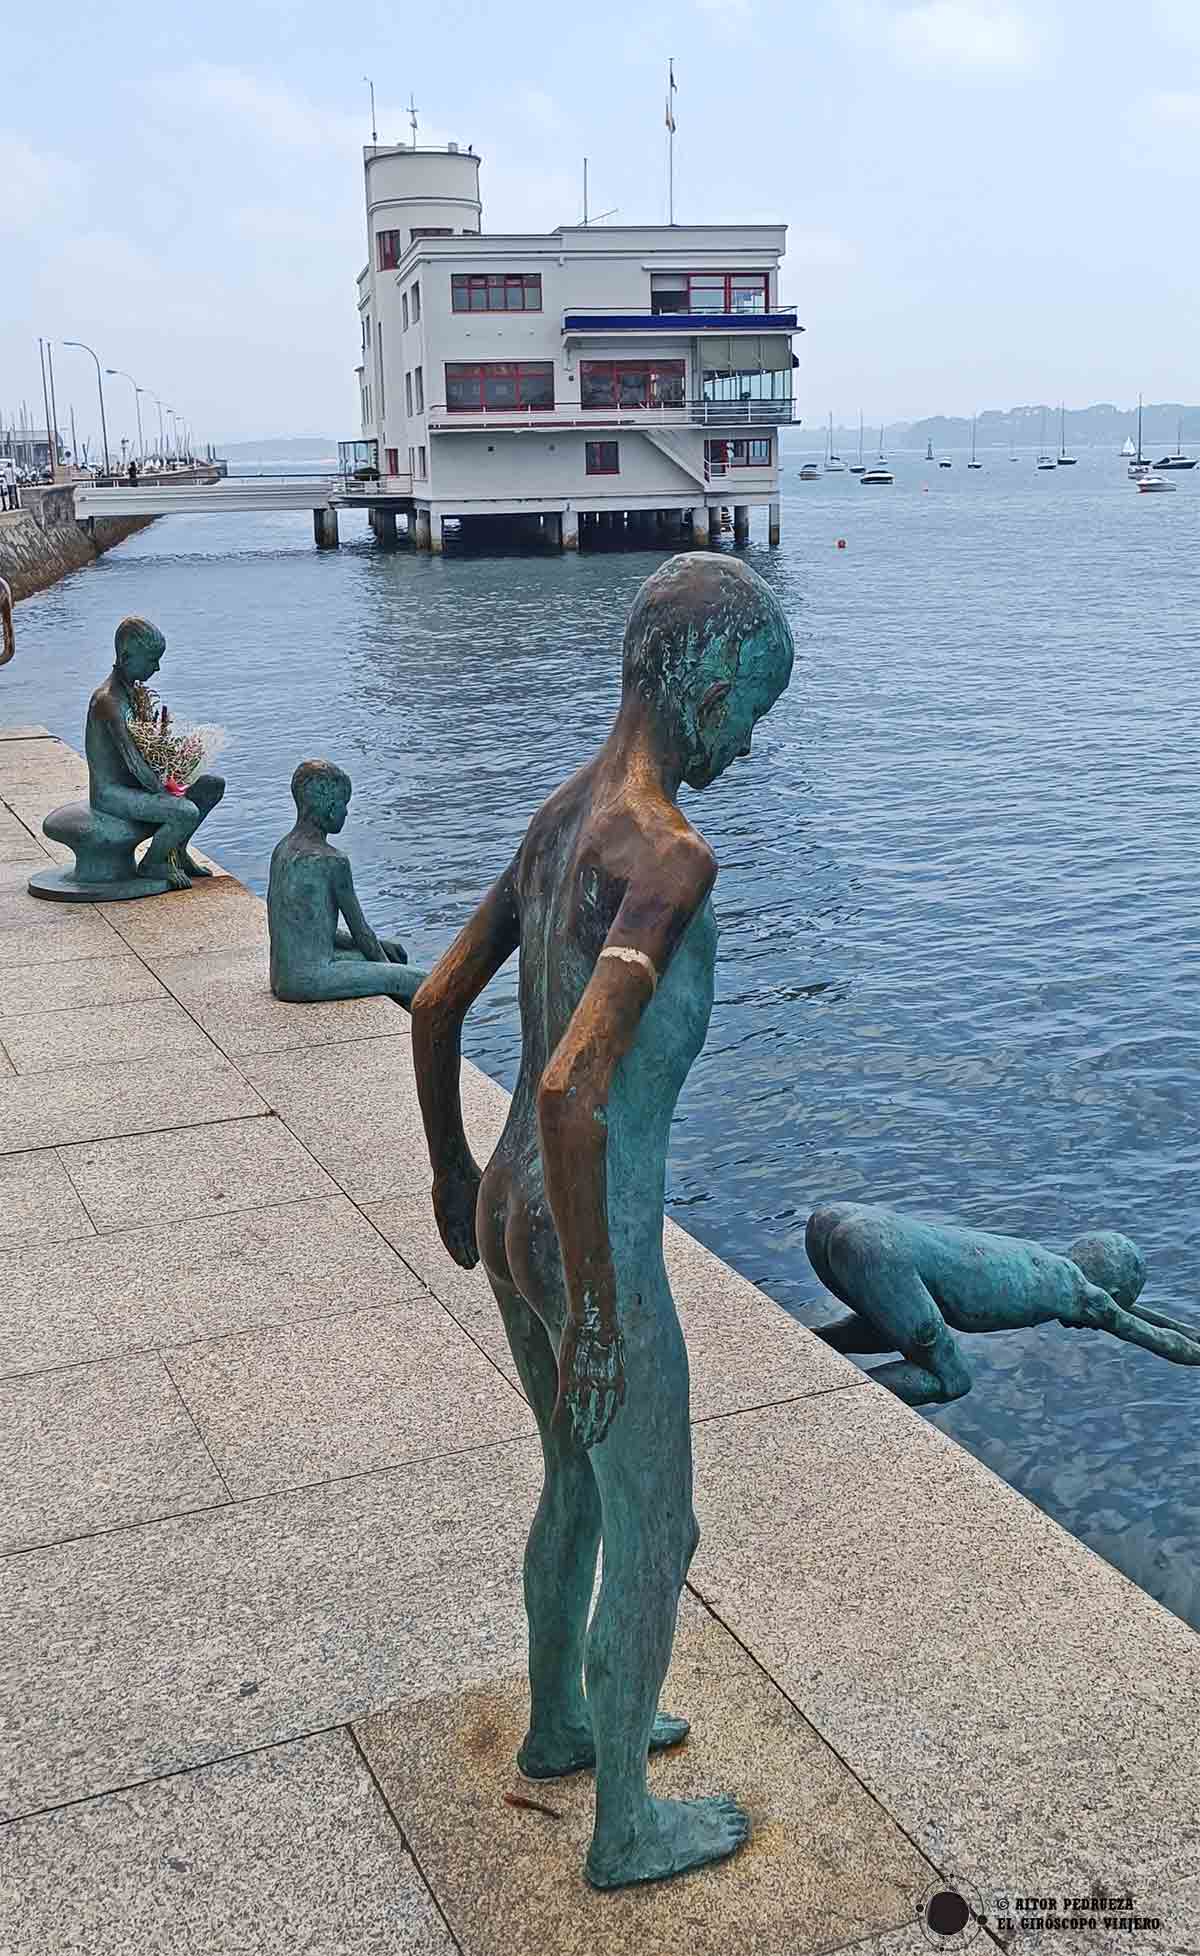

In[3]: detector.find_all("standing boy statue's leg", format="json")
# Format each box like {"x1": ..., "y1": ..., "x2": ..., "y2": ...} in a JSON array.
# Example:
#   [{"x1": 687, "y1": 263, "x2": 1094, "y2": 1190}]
[{"x1": 584, "y1": 1286, "x2": 746, "y2": 1889}]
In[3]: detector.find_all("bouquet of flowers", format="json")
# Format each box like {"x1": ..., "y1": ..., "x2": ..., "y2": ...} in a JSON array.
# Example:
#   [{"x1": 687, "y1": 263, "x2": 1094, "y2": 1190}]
[{"x1": 128, "y1": 683, "x2": 224, "y2": 797}]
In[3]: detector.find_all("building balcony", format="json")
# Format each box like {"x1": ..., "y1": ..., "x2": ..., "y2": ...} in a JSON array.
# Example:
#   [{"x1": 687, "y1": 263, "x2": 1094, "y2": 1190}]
[
  {"x1": 562, "y1": 307, "x2": 799, "y2": 341},
  {"x1": 426, "y1": 399, "x2": 796, "y2": 433}
]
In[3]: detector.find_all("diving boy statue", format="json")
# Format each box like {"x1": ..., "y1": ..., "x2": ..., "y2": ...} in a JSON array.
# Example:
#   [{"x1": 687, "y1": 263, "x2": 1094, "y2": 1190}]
[
  {"x1": 268, "y1": 760, "x2": 425, "y2": 1006},
  {"x1": 806, "y1": 1202, "x2": 1200, "y2": 1407}
]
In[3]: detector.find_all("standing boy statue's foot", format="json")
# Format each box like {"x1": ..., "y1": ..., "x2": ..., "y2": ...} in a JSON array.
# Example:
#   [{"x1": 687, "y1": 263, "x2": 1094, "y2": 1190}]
[
  {"x1": 584, "y1": 1793, "x2": 751, "y2": 1890},
  {"x1": 518, "y1": 1710, "x2": 690, "y2": 1781}
]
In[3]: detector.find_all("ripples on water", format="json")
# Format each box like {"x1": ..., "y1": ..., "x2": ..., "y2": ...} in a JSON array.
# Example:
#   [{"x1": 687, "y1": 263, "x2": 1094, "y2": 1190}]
[{"x1": 8, "y1": 446, "x2": 1200, "y2": 1626}]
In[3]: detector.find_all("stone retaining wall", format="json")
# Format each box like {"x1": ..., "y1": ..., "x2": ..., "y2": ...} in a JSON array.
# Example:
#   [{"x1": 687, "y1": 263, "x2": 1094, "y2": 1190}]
[{"x1": 0, "y1": 484, "x2": 155, "y2": 602}]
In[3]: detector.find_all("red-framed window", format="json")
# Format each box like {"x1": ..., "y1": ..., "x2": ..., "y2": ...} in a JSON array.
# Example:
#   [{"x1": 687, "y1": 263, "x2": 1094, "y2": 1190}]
[
  {"x1": 705, "y1": 437, "x2": 773, "y2": 471},
  {"x1": 650, "y1": 272, "x2": 769, "y2": 315},
  {"x1": 452, "y1": 273, "x2": 542, "y2": 313},
  {"x1": 377, "y1": 229, "x2": 402, "y2": 270},
  {"x1": 385, "y1": 447, "x2": 399, "y2": 474},
  {"x1": 444, "y1": 362, "x2": 555, "y2": 410},
  {"x1": 579, "y1": 360, "x2": 685, "y2": 409},
  {"x1": 586, "y1": 440, "x2": 619, "y2": 475}
]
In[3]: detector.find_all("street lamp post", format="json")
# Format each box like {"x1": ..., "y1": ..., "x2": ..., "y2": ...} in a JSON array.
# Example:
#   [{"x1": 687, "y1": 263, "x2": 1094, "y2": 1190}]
[
  {"x1": 106, "y1": 370, "x2": 145, "y2": 464},
  {"x1": 62, "y1": 341, "x2": 110, "y2": 473}
]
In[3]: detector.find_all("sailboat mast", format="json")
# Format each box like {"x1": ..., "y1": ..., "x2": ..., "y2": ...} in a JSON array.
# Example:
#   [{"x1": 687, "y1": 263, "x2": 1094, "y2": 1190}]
[{"x1": 1137, "y1": 393, "x2": 1143, "y2": 464}]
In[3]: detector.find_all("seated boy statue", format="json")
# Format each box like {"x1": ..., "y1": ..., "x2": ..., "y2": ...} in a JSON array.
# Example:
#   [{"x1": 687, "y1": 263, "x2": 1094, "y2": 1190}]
[
  {"x1": 268, "y1": 760, "x2": 425, "y2": 1006},
  {"x1": 806, "y1": 1201, "x2": 1200, "y2": 1407}
]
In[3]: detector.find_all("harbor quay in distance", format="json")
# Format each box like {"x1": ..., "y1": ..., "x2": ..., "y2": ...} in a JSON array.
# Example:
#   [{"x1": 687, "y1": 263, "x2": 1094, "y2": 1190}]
[
  {"x1": 1, "y1": 723, "x2": 1198, "y2": 1952},
  {"x1": 343, "y1": 138, "x2": 797, "y2": 552}
]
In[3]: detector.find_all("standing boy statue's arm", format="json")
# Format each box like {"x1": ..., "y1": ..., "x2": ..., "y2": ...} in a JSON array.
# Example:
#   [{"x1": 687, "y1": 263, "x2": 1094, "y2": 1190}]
[
  {"x1": 412, "y1": 859, "x2": 522, "y2": 1267},
  {"x1": 537, "y1": 830, "x2": 717, "y2": 1451}
]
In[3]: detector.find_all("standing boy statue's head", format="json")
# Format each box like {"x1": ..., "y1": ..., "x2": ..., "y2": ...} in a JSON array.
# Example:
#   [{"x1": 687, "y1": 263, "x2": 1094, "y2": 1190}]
[{"x1": 620, "y1": 553, "x2": 795, "y2": 791}]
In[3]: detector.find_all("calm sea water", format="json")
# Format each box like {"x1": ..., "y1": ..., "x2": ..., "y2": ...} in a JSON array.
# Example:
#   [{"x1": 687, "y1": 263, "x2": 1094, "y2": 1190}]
[{"x1": 7, "y1": 443, "x2": 1200, "y2": 1626}]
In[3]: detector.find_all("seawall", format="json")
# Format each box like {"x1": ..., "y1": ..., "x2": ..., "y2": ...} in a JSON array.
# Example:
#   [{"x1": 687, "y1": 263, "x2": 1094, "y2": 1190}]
[{"x1": 0, "y1": 484, "x2": 154, "y2": 602}]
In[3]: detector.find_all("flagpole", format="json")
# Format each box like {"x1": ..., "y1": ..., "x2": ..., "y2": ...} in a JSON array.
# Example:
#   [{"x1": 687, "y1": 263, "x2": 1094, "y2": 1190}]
[{"x1": 666, "y1": 58, "x2": 677, "y2": 225}]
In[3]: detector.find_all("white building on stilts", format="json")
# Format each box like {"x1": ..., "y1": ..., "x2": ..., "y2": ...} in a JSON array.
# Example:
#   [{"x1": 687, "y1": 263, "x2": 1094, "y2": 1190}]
[{"x1": 343, "y1": 140, "x2": 799, "y2": 553}]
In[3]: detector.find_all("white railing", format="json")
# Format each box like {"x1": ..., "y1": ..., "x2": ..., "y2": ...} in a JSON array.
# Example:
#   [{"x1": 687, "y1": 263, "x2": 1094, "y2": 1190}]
[{"x1": 427, "y1": 400, "x2": 794, "y2": 431}]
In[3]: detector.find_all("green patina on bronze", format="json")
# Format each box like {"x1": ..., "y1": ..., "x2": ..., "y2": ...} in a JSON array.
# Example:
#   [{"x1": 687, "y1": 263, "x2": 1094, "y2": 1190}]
[
  {"x1": 412, "y1": 552, "x2": 794, "y2": 1890},
  {"x1": 28, "y1": 615, "x2": 225, "y2": 903},
  {"x1": 267, "y1": 759, "x2": 426, "y2": 1006},
  {"x1": 808, "y1": 1202, "x2": 1200, "y2": 1405}
]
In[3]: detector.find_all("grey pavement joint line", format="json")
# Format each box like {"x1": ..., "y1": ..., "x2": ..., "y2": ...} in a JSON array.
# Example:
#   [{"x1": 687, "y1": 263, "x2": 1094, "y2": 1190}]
[
  {"x1": 682, "y1": 1581, "x2": 950, "y2": 1927},
  {"x1": 158, "y1": 1348, "x2": 235, "y2": 1506},
  {"x1": 348, "y1": 1726, "x2": 469, "y2": 1956},
  {"x1": 2, "y1": 1426, "x2": 542, "y2": 1560},
  {"x1": 0, "y1": 1720, "x2": 352, "y2": 1829}
]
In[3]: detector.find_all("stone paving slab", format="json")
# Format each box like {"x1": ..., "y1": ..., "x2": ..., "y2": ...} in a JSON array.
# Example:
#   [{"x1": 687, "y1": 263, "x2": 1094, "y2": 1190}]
[
  {"x1": 0, "y1": 949, "x2": 168, "y2": 1017},
  {"x1": 356, "y1": 1595, "x2": 933, "y2": 1956},
  {"x1": 0, "y1": 1150, "x2": 97, "y2": 1253},
  {"x1": 99, "y1": 875, "x2": 273, "y2": 957},
  {"x1": 0, "y1": 995, "x2": 219, "y2": 1074},
  {"x1": 243, "y1": 1037, "x2": 438, "y2": 1203},
  {"x1": 0, "y1": 907, "x2": 125, "y2": 966},
  {"x1": 0, "y1": 1040, "x2": 11, "y2": 1074},
  {"x1": 153, "y1": 943, "x2": 409, "y2": 1054},
  {"x1": 0, "y1": 1051, "x2": 266, "y2": 1155},
  {"x1": 0, "y1": 724, "x2": 51, "y2": 739},
  {"x1": 0, "y1": 809, "x2": 46, "y2": 864},
  {"x1": 0, "y1": 1351, "x2": 226, "y2": 1552},
  {"x1": 55, "y1": 1111, "x2": 331, "y2": 1232},
  {"x1": 0, "y1": 1194, "x2": 420, "y2": 1378},
  {"x1": 166, "y1": 1299, "x2": 536, "y2": 1498},
  {"x1": 691, "y1": 1390, "x2": 1200, "y2": 1956},
  {"x1": 1, "y1": 1436, "x2": 540, "y2": 1817},
  {"x1": 0, "y1": 1729, "x2": 457, "y2": 1955}
]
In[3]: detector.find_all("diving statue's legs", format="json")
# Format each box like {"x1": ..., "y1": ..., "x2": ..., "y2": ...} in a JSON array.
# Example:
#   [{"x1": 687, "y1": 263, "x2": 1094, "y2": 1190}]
[
  {"x1": 813, "y1": 1251, "x2": 974, "y2": 1408},
  {"x1": 492, "y1": 1276, "x2": 688, "y2": 1783}
]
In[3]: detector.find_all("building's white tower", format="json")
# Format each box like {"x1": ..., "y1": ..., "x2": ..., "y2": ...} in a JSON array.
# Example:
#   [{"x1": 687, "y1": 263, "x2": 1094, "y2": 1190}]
[{"x1": 363, "y1": 143, "x2": 482, "y2": 262}]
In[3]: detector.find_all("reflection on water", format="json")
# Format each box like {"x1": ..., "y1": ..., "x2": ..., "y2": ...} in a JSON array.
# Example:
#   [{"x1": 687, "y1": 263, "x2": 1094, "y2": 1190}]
[{"x1": 7, "y1": 448, "x2": 1200, "y2": 1626}]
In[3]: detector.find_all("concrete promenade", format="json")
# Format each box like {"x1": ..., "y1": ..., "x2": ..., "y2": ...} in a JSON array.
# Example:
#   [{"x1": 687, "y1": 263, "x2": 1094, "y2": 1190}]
[{"x1": 1, "y1": 726, "x2": 1197, "y2": 1955}]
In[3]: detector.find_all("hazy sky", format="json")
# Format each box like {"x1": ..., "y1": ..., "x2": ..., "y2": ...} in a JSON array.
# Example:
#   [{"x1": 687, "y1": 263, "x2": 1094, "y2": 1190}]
[{"x1": 4, "y1": 0, "x2": 1198, "y2": 447}]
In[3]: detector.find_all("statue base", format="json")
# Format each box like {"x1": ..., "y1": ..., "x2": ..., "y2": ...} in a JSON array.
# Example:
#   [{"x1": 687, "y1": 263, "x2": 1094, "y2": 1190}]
[
  {"x1": 353, "y1": 1597, "x2": 925, "y2": 1940},
  {"x1": 27, "y1": 867, "x2": 172, "y2": 903}
]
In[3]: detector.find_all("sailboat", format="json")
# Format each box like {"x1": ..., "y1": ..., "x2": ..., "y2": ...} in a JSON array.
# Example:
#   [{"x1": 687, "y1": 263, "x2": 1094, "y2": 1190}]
[
  {"x1": 968, "y1": 417, "x2": 983, "y2": 469},
  {"x1": 1036, "y1": 408, "x2": 1056, "y2": 469},
  {"x1": 924, "y1": 438, "x2": 934, "y2": 461},
  {"x1": 1121, "y1": 436, "x2": 1136, "y2": 457},
  {"x1": 1155, "y1": 420, "x2": 1197, "y2": 470},
  {"x1": 1057, "y1": 403, "x2": 1076, "y2": 466},
  {"x1": 1009, "y1": 433, "x2": 1018, "y2": 461},
  {"x1": 861, "y1": 427, "x2": 893, "y2": 484},
  {"x1": 824, "y1": 412, "x2": 847, "y2": 472},
  {"x1": 850, "y1": 410, "x2": 866, "y2": 473},
  {"x1": 1128, "y1": 395, "x2": 1152, "y2": 479}
]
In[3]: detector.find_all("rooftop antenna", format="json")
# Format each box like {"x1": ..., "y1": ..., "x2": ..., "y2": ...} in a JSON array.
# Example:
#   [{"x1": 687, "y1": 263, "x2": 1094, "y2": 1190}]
[
  {"x1": 407, "y1": 94, "x2": 419, "y2": 146},
  {"x1": 364, "y1": 76, "x2": 377, "y2": 146},
  {"x1": 583, "y1": 156, "x2": 588, "y2": 225},
  {"x1": 665, "y1": 58, "x2": 677, "y2": 224}
]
